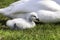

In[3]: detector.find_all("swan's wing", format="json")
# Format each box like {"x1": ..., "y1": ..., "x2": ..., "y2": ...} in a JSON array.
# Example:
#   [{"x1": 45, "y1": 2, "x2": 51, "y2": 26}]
[
  {"x1": 10, "y1": 0, "x2": 29, "y2": 6},
  {"x1": 37, "y1": 10, "x2": 60, "y2": 23},
  {"x1": 7, "y1": 12, "x2": 30, "y2": 19},
  {"x1": 19, "y1": 0, "x2": 28, "y2": 1},
  {"x1": 53, "y1": 0, "x2": 60, "y2": 5},
  {"x1": 1, "y1": 0, "x2": 60, "y2": 18},
  {"x1": 38, "y1": 1, "x2": 60, "y2": 11}
]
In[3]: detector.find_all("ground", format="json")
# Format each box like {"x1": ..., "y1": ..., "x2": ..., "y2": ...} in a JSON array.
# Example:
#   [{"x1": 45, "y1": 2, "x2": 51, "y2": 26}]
[{"x1": 0, "y1": 0, "x2": 60, "y2": 40}]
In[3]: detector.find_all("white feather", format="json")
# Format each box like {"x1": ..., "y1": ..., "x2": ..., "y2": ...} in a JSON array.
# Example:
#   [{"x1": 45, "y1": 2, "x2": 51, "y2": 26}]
[
  {"x1": 36, "y1": 10, "x2": 60, "y2": 23},
  {"x1": 6, "y1": 12, "x2": 38, "y2": 29},
  {"x1": 53, "y1": 0, "x2": 60, "y2": 5},
  {"x1": 0, "y1": 0, "x2": 60, "y2": 18}
]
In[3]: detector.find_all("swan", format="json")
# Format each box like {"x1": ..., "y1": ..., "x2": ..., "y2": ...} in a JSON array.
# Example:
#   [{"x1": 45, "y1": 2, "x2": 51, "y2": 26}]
[
  {"x1": 53, "y1": 0, "x2": 60, "y2": 5},
  {"x1": 36, "y1": 10, "x2": 60, "y2": 23},
  {"x1": 0, "y1": 0, "x2": 60, "y2": 18},
  {"x1": 6, "y1": 12, "x2": 39, "y2": 29}
]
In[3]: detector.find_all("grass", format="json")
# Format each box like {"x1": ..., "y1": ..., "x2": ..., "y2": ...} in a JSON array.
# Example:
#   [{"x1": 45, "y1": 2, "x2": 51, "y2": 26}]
[{"x1": 0, "y1": 0, "x2": 60, "y2": 40}]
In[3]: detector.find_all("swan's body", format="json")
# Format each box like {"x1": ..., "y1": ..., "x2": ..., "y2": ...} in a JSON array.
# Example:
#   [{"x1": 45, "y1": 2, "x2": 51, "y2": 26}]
[
  {"x1": 36, "y1": 10, "x2": 60, "y2": 23},
  {"x1": 0, "y1": 0, "x2": 60, "y2": 24},
  {"x1": 53, "y1": 0, "x2": 60, "y2": 5},
  {"x1": 6, "y1": 12, "x2": 39, "y2": 29},
  {"x1": 0, "y1": 0, "x2": 60, "y2": 18}
]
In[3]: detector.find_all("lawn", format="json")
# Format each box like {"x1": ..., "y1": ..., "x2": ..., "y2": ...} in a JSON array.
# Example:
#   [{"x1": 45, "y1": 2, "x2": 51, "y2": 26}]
[{"x1": 0, "y1": 0, "x2": 60, "y2": 40}]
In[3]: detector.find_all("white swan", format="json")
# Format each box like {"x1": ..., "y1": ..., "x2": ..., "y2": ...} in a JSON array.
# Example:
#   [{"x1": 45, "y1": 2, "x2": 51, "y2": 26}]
[
  {"x1": 36, "y1": 10, "x2": 60, "y2": 23},
  {"x1": 6, "y1": 12, "x2": 39, "y2": 29},
  {"x1": 0, "y1": 0, "x2": 60, "y2": 18},
  {"x1": 53, "y1": 0, "x2": 60, "y2": 5}
]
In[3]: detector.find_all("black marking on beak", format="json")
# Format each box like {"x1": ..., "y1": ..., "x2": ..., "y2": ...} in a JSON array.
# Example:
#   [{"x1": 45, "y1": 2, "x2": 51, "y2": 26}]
[{"x1": 36, "y1": 18, "x2": 40, "y2": 22}]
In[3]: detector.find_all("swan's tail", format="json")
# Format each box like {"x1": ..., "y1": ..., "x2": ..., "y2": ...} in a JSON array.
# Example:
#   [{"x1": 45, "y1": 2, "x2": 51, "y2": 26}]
[
  {"x1": 6, "y1": 20, "x2": 15, "y2": 29},
  {"x1": 0, "y1": 8, "x2": 10, "y2": 15},
  {"x1": 0, "y1": 9, "x2": 5, "y2": 14}
]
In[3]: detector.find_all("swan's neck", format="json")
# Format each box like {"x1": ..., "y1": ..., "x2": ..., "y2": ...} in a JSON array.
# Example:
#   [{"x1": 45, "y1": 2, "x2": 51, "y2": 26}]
[
  {"x1": 28, "y1": 17, "x2": 35, "y2": 24},
  {"x1": 29, "y1": 19, "x2": 35, "y2": 26},
  {"x1": 28, "y1": 17, "x2": 32, "y2": 22}
]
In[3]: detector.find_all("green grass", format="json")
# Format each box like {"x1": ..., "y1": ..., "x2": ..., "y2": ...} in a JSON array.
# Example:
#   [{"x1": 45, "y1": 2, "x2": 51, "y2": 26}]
[{"x1": 0, "y1": 0, "x2": 60, "y2": 40}]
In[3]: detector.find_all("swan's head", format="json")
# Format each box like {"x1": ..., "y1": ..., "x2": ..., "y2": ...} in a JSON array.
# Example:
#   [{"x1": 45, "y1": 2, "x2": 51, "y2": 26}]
[{"x1": 29, "y1": 12, "x2": 39, "y2": 22}]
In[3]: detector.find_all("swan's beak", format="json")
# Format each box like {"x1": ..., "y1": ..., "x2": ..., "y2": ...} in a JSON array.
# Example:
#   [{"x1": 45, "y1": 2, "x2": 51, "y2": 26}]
[
  {"x1": 36, "y1": 18, "x2": 40, "y2": 22},
  {"x1": 34, "y1": 18, "x2": 40, "y2": 22}
]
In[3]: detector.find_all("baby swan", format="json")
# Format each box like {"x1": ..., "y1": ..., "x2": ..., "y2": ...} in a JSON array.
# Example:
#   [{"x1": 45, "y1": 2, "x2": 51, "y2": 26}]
[{"x1": 6, "y1": 12, "x2": 39, "y2": 29}]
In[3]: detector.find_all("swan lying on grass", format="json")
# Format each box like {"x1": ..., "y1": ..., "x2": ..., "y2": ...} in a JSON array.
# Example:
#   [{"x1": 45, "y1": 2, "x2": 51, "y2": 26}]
[
  {"x1": 6, "y1": 12, "x2": 39, "y2": 29},
  {"x1": 36, "y1": 10, "x2": 60, "y2": 23},
  {"x1": 0, "y1": 0, "x2": 60, "y2": 18}
]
